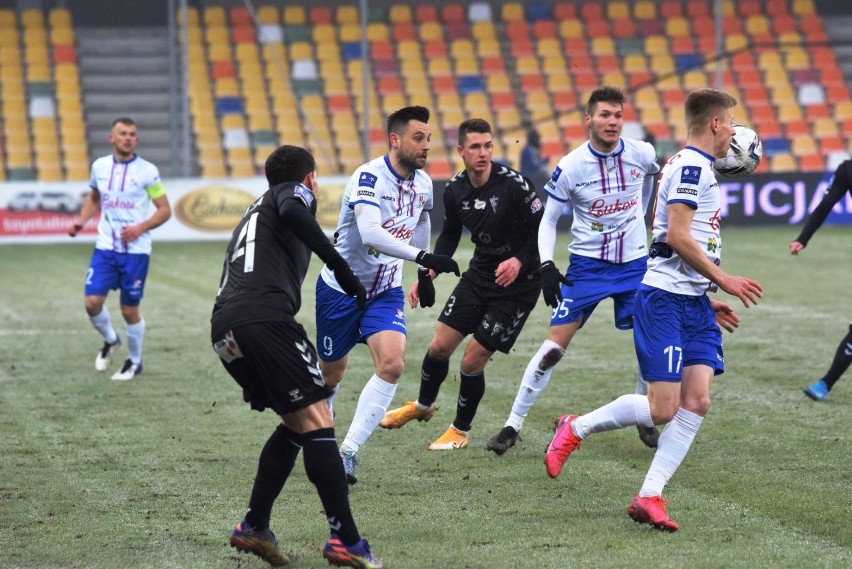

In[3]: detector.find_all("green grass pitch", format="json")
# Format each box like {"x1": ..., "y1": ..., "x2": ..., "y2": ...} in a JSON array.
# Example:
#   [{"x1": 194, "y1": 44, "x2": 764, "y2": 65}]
[{"x1": 0, "y1": 226, "x2": 849, "y2": 568}]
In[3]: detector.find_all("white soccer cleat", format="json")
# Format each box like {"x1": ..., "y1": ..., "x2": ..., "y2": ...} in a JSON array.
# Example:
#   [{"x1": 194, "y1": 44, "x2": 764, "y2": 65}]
[
  {"x1": 95, "y1": 337, "x2": 121, "y2": 372},
  {"x1": 111, "y1": 358, "x2": 142, "y2": 381}
]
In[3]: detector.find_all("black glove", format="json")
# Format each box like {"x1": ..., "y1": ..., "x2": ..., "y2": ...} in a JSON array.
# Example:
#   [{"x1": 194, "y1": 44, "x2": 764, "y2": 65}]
[
  {"x1": 540, "y1": 261, "x2": 573, "y2": 309},
  {"x1": 416, "y1": 251, "x2": 460, "y2": 276},
  {"x1": 333, "y1": 266, "x2": 367, "y2": 309},
  {"x1": 417, "y1": 269, "x2": 436, "y2": 308}
]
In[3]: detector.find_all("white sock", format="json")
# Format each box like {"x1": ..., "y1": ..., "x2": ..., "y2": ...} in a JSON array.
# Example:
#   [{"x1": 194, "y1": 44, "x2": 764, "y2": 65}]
[
  {"x1": 634, "y1": 366, "x2": 648, "y2": 396},
  {"x1": 90, "y1": 307, "x2": 118, "y2": 344},
  {"x1": 639, "y1": 407, "x2": 703, "y2": 498},
  {"x1": 572, "y1": 394, "x2": 654, "y2": 439},
  {"x1": 341, "y1": 374, "x2": 397, "y2": 453},
  {"x1": 505, "y1": 339, "x2": 565, "y2": 431},
  {"x1": 125, "y1": 319, "x2": 145, "y2": 364},
  {"x1": 326, "y1": 383, "x2": 340, "y2": 416}
]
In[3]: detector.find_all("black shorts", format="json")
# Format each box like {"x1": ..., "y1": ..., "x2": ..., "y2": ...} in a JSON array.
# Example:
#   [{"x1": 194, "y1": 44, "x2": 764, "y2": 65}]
[
  {"x1": 437, "y1": 271, "x2": 540, "y2": 354},
  {"x1": 212, "y1": 320, "x2": 332, "y2": 416}
]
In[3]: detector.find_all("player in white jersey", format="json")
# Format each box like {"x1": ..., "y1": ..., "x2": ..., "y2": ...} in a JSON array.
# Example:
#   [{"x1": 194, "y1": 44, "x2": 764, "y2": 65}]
[
  {"x1": 68, "y1": 118, "x2": 171, "y2": 381},
  {"x1": 545, "y1": 89, "x2": 762, "y2": 532},
  {"x1": 314, "y1": 106, "x2": 459, "y2": 484},
  {"x1": 487, "y1": 87, "x2": 662, "y2": 456}
]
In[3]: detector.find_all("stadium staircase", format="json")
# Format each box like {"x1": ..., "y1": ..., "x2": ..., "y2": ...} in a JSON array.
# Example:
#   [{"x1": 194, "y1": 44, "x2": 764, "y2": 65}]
[{"x1": 77, "y1": 26, "x2": 193, "y2": 178}]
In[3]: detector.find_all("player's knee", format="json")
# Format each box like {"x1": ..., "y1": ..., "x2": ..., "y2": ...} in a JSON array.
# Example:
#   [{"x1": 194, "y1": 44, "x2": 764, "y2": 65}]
[
  {"x1": 649, "y1": 400, "x2": 679, "y2": 424},
  {"x1": 427, "y1": 344, "x2": 454, "y2": 362},
  {"x1": 376, "y1": 358, "x2": 405, "y2": 382},
  {"x1": 682, "y1": 395, "x2": 711, "y2": 417},
  {"x1": 84, "y1": 297, "x2": 103, "y2": 316}
]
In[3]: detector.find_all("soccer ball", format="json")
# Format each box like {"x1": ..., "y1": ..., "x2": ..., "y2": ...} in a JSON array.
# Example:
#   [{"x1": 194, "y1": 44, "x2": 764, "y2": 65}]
[{"x1": 714, "y1": 124, "x2": 763, "y2": 178}]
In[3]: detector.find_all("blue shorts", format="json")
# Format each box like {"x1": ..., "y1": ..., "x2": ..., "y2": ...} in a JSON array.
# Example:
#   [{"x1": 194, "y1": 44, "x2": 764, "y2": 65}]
[
  {"x1": 85, "y1": 249, "x2": 149, "y2": 306},
  {"x1": 632, "y1": 284, "x2": 725, "y2": 383},
  {"x1": 549, "y1": 254, "x2": 647, "y2": 330},
  {"x1": 315, "y1": 276, "x2": 406, "y2": 362}
]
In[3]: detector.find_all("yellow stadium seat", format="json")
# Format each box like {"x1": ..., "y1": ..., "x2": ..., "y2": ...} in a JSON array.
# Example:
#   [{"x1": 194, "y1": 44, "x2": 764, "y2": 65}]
[
  {"x1": 501, "y1": 2, "x2": 525, "y2": 22},
  {"x1": 757, "y1": 51, "x2": 783, "y2": 71},
  {"x1": 472, "y1": 21, "x2": 496, "y2": 41},
  {"x1": 776, "y1": 101, "x2": 803, "y2": 121},
  {"x1": 559, "y1": 19, "x2": 582, "y2": 39},
  {"x1": 725, "y1": 34, "x2": 749, "y2": 52},
  {"x1": 389, "y1": 4, "x2": 412, "y2": 24},
  {"x1": 21, "y1": 9, "x2": 45, "y2": 28},
  {"x1": 790, "y1": 136, "x2": 818, "y2": 156},
  {"x1": 792, "y1": 0, "x2": 816, "y2": 15},
  {"x1": 634, "y1": 0, "x2": 656, "y2": 19},
  {"x1": 419, "y1": 22, "x2": 443, "y2": 41},
  {"x1": 745, "y1": 15, "x2": 770, "y2": 35},
  {"x1": 283, "y1": 6, "x2": 306, "y2": 26},
  {"x1": 608, "y1": 1, "x2": 630, "y2": 20},
  {"x1": 601, "y1": 71, "x2": 627, "y2": 88},
  {"x1": 203, "y1": 6, "x2": 226, "y2": 27},
  {"x1": 666, "y1": 18, "x2": 690, "y2": 37},
  {"x1": 339, "y1": 24, "x2": 361, "y2": 42},
  {"x1": 590, "y1": 37, "x2": 615, "y2": 56},
  {"x1": 257, "y1": 6, "x2": 278, "y2": 25},
  {"x1": 644, "y1": 36, "x2": 669, "y2": 55},
  {"x1": 477, "y1": 39, "x2": 501, "y2": 58}
]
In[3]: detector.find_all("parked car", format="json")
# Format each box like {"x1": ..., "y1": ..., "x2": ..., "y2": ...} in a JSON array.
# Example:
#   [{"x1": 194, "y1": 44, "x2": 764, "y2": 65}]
[
  {"x1": 6, "y1": 191, "x2": 39, "y2": 212},
  {"x1": 39, "y1": 191, "x2": 82, "y2": 213}
]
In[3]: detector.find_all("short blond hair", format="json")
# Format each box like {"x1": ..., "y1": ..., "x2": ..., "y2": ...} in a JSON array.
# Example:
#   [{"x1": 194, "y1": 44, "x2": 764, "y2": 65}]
[{"x1": 685, "y1": 89, "x2": 737, "y2": 135}]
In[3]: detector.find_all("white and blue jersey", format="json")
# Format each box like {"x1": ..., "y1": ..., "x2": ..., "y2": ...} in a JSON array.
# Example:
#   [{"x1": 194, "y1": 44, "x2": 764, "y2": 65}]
[
  {"x1": 545, "y1": 138, "x2": 659, "y2": 264},
  {"x1": 643, "y1": 146, "x2": 722, "y2": 296},
  {"x1": 90, "y1": 154, "x2": 165, "y2": 255},
  {"x1": 319, "y1": 155, "x2": 433, "y2": 298}
]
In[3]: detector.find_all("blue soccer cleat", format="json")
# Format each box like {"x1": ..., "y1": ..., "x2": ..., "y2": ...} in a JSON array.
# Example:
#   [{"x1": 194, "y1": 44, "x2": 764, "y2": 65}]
[
  {"x1": 229, "y1": 519, "x2": 289, "y2": 566},
  {"x1": 803, "y1": 380, "x2": 829, "y2": 401}
]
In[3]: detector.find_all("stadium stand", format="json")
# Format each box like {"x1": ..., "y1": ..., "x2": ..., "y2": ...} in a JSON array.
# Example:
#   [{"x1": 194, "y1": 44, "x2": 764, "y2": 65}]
[{"x1": 1, "y1": 0, "x2": 851, "y2": 181}]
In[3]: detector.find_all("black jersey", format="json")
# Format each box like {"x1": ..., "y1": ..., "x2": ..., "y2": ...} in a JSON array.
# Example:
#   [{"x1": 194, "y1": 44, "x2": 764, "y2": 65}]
[
  {"x1": 435, "y1": 163, "x2": 544, "y2": 282},
  {"x1": 211, "y1": 182, "x2": 340, "y2": 337},
  {"x1": 795, "y1": 159, "x2": 852, "y2": 246}
]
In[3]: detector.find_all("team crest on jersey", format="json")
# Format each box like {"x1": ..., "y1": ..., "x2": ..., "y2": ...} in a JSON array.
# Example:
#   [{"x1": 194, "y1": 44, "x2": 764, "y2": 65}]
[
  {"x1": 530, "y1": 197, "x2": 542, "y2": 213},
  {"x1": 489, "y1": 197, "x2": 499, "y2": 212},
  {"x1": 474, "y1": 199, "x2": 486, "y2": 209},
  {"x1": 359, "y1": 172, "x2": 378, "y2": 188},
  {"x1": 680, "y1": 166, "x2": 701, "y2": 185},
  {"x1": 294, "y1": 184, "x2": 314, "y2": 207},
  {"x1": 630, "y1": 168, "x2": 642, "y2": 181}
]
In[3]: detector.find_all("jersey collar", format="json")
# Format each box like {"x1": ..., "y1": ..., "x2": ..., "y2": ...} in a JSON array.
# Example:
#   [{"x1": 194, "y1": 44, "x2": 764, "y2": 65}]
[
  {"x1": 586, "y1": 139, "x2": 624, "y2": 159},
  {"x1": 383, "y1": 155, "x2": 414, "y2": 182},
  {"x1": 684, "y1": 145, "x2": 716, "y2": 164}
]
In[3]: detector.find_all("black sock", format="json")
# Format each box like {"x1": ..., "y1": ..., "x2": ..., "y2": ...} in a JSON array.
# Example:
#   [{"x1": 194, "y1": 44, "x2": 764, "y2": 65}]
[
  {"x1": 302, "y1": 428, "x2": 360, "y2": 546},
  {"x1": 417, "y1": 352, "x2": 450, "y2": 407},
  {"x1": 823, "y1": 324, "x2": 852, "y2": 389},
  {"x1": 453, "y1": 371, "x2": 485, "y2": 432},
  {"x1": 245, "y1": 424, "x2": 302, "y2": 530}
]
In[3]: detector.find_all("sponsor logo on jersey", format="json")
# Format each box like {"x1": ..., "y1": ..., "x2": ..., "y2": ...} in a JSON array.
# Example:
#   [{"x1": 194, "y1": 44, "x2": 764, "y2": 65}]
[
  {"x1": 356, "y1": 189, "x2": 376, "y2": 198},
  {"x1": 461, "y1": 200, "x2": 470, "y2": 210},
  {"x1": 474, "y1": 199, "x2": 486, "y2": 209},
  {"x1": 294, "y1": 184, "x2": 315, "y2": 208},
  {"x1": 591, "y1": 221, "x2": 603, "y2": 232},
  {"x1": 707, "y1": 236, "x2": 718, "y2": 252},
  {"x1": 676, "y1": 187, "x2": 698, "y2": 196},
  {"x1": 551, "y1": 166, "x2": 562, "y2": 182},
  {"x1": 359, "y1": 172, "x2": 378, "y2": 188},
  {"x1": 175, "y1": 186, "x2": 256, "y2": 231},
  {"x1": 587, "y1": 197, "x2": 638, "y2": 218},
  {"x1": 680, "y1": 166, "x2": 701, "y2": 185}
]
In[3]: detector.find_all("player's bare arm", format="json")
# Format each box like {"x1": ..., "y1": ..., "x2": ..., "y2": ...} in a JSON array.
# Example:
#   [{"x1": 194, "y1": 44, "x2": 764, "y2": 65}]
[
  {"x1": 69, "y1": 188, "x2": 101, "y2": 237},
  {"x1": 121, "y1": 194, "x2": 171, "y2": 243},
  {"x1": 666, "y1": 202, "x2": 762, "y2": 307}
]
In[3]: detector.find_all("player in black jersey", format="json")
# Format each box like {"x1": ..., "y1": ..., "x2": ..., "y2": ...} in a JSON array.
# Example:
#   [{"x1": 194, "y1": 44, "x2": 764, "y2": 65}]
[
  {"x1": 211, "y1": 146, "x2": 382, "y2": 568},
  {"x1": 790, "y1": 158, "x2": 852, "y2": 401},
  {"x1": 380, "y1": 118, "x2": 545, "y2": 450}
]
